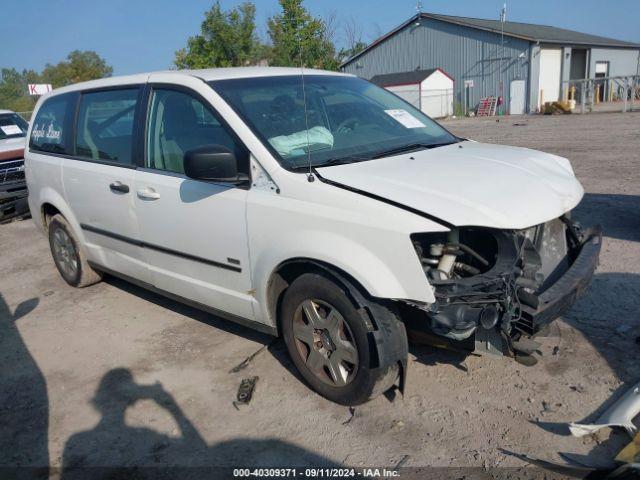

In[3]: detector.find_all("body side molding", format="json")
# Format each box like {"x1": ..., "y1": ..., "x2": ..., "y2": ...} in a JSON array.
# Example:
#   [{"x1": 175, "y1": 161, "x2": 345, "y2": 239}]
[{"x1": 81, "y1": 224, "x2": 242, "y2": 273}]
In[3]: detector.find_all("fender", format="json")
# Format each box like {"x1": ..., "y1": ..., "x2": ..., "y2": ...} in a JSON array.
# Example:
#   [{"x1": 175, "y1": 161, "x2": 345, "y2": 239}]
[
  {"x1": 309, "y1": 264, "x2": 409, "y2": 395},
  {"x1": 252, "y1": 229, "x2": 436, "y2": 327},
  {"x1": 246, "y1": 167, "x2": 448, "y2": 328}
]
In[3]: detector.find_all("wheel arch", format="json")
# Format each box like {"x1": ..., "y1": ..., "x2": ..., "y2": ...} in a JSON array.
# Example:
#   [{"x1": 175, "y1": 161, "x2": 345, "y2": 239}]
[
  {"x1": 266, "y1": 257, "x2": 371, "y2": 337},
  {"x1": 254, "y1": 230, "x2": 434, "y2": 330},
  {"x1": 41, "y1": 202, "x2": 61, "y2": 230},
  {"x1": 36, "y1": 188, "x2": 84, "y2": 241},
  {"x1": 269, "y1": 257, "x2": 409, "y2": 394}
]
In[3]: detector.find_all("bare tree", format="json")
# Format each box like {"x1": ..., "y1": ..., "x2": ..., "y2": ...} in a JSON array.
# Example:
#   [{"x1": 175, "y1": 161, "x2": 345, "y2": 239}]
[
  {"x1": 323, "y1": 10, "x2": 338, "y2": 43},
  {"x1": 343, "y1": 15, "x2": 363, "y2": 50},
  {"x1": 336, "y1": 15, "x2": 368, "y2": 63},
  {"x1": 370, "y1": 22, "x2": 384, "y2": 41}
]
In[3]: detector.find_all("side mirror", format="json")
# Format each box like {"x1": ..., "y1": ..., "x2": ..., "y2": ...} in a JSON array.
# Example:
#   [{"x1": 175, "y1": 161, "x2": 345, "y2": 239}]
[{"x1": 183, "y1": 144, "x2": 249, "y2": 184}]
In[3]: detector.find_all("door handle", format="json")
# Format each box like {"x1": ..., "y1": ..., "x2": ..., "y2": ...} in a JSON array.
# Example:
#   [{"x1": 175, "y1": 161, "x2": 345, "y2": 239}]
[
  {"x1": 137, "y1": 186, "x2": 161, "y2": 200},
  {"x1": 109, "y1": 181, "x2": 130, "y2": 194}
]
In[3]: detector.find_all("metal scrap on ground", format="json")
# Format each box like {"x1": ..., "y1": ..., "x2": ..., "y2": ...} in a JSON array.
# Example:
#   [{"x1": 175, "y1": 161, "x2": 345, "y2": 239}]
[
  {"x1": 228, "y1": 339, "x2": 279, "y2": 374},
  {"x1": 341, "y1": 407, "x2": 355, "y2": 425},
  {"x1": 233, "y1": 376, "x2": 258, "y2": 409},
  {"x1": 569, "y1": 380, "x2": 640, "y2": 437}
]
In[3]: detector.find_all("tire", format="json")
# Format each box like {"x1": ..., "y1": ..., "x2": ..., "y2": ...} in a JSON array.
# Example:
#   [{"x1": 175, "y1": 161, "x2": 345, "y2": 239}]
[
  {"x1": 281, "y1": 273, "x2": 399, "y2": 405},
  {"x1": 48, "y1": 214, "x2": 102, "y2": 288}
]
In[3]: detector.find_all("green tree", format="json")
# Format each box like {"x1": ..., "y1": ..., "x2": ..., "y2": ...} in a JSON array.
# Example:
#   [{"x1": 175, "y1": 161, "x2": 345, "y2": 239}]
[
  {"x1": 267, "y1": 0, "x2": 338, "y2": 70},
  {"x1": 0, "y1": 51, "x2": 111, "y2": 113},
  {"x1": 174, "y1": 1, "x2": 265, "y2": 69},
  {"x1": 41, "y1": 50, "x2": 112, "y2": 88},
  {"x1": 0, "y1": 68, "x2": 41, "y2": 112}
]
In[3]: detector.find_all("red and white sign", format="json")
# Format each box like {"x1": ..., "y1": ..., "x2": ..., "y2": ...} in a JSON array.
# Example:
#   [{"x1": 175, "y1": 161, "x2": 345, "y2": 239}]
[{"x1": 28, "y1": 84, "x2": 53, "y2": 95}]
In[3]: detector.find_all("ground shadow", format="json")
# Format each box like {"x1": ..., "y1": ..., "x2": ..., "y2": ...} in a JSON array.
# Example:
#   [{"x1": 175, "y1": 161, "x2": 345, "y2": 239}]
[
  {"x1": 573, "y1": 193, "x2": 640, "y2": 242},
  {"x1": 0, "y1": 293, "x2": 48, "y2": 478},
  {"x1": 103, "y1": 246, "x2": 639, "y2": 470},
  {"x1": 563, "y1": 272, "x2": 640, "y2": 384},
  {"x1": 530, "y1": 271, "x2": 640, "y2": 469},
  {"x1": 410, "y1": 343, "x2": 471, "y2": 372},
  {"x1": 104, "y1": 276, "x2": 271, "y2": 346},
  {"x1": 0, "y1": 284, "x2": 340, "y2": 477},
  {"x1": 105, "y1": 274, "x2": 474, "y2": 391},
  {"x1": 103, "y1": 275, "x2": 305, "y2": 382},
  {"x1": 60, "y1": 368, "x2": 339, "y2": 479}
]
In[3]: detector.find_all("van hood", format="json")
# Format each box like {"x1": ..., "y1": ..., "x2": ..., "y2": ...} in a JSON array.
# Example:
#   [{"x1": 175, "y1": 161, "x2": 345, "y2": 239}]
[{"x1": 316, "y1": 141, "x2": 584, "y2": 230}]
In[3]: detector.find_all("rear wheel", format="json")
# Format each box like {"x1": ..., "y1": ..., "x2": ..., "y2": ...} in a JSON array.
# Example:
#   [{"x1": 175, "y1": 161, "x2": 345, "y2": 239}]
[
  {"x1": 48, "y1": 214, "x2": 102, "y2": 287},
  {"x1": 281, "y1": 273, "x2": 399, "y2": 405}
]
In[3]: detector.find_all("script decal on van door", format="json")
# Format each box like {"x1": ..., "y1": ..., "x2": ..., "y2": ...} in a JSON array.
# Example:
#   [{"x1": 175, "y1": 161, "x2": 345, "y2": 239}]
[{"x1": 31, "y1": 122, "x2": 62, "y2": 142}]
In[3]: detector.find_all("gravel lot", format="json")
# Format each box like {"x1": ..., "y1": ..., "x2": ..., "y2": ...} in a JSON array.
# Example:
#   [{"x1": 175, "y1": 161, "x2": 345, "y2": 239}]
[{"x1": 1, "y1": 112, "x2": 639, "y2": 477}]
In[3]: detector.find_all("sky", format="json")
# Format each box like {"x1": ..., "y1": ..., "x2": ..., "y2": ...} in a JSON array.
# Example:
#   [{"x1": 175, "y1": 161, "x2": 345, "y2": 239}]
[{"x1": 2, "y1": 0, "x2": 639, "y2": 76}]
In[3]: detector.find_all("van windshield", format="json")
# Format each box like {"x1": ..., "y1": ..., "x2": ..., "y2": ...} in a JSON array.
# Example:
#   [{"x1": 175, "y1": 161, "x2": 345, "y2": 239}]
[
  {"x1": 0, "y1": 113, "x2": 29, "y2": 140},
  {"x1": 209, "y1": 75, "x2": 458, "y2": 170}
]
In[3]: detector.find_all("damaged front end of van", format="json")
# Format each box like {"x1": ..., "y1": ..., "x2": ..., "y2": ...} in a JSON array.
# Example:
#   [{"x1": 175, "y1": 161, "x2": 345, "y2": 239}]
[
  {"x1": 403, "y1": 216, "x2": 601, "y2": 362},
  {"x1": 316, "y1": 140, "x2": 602, "y2": 364}
]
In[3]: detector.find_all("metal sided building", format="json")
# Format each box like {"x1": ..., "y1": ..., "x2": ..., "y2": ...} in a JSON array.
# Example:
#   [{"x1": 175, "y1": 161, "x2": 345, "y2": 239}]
[{"x1": 340, "y1": 12, "x2": 640, "y2": 114}]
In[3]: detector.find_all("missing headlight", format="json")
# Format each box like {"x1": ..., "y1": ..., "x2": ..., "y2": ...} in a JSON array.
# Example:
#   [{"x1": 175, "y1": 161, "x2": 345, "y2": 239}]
[{"x1": 408, "y1": 218, "x2": 575, "y2": 343}]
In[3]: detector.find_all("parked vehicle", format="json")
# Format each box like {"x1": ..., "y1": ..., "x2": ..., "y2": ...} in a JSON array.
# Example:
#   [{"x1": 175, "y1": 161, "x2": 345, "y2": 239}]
[
  {"x1": 25, "y1": 68, "x2": 601, "y2": 404},
  {"x1": 0, "y1": 110, "x2": 29, "y2": 222}
]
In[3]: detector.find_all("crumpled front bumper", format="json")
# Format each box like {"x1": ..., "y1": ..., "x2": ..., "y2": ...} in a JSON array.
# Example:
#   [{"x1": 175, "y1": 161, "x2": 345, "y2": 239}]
[
  {"x1": 520, "y1": 225, "x2": 602, "y2": 328},
  {"x1": 404, "y1": 222, "x2": 603, "y2": 357}
]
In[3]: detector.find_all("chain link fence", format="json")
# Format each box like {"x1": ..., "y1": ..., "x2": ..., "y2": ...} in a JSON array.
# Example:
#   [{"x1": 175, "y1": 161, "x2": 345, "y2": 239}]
[
  {"x1": 560, "y1": 75, "x2": 640, "y2": 114},
  {"x1": 384, "y1": 86, "x2": 456, "y2": 119}
]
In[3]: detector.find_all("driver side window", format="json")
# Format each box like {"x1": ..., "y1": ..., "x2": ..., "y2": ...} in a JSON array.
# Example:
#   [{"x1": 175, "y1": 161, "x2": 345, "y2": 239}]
[{"x1": 146, "y1": 88, "x2": 248, "y2": 175}]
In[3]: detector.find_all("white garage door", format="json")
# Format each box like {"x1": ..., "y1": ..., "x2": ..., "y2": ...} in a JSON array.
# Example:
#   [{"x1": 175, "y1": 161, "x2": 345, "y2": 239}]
[{"x1": 539, "y1": 48, "x2": 562, "y2": 108}]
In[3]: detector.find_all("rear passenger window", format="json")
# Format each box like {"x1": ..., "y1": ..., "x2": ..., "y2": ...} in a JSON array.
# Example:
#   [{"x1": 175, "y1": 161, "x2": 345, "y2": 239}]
[
  {"x1": 75, "y1": 89, "x2": 138, "y2": 165},
  {"x1": 30, "y1": 94, "x2": 71, "y2": 154}
]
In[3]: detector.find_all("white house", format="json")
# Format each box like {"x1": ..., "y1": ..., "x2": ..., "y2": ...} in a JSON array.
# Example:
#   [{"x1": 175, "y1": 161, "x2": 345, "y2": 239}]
[{"x1": 370, "y1": 68, "x2": 455, "y2": 118}]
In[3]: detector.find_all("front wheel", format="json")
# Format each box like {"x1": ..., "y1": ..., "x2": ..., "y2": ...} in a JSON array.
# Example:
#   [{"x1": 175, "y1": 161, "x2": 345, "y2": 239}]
[{"x1": 281, "y1": 273, "x2": 400, "y2": 405}]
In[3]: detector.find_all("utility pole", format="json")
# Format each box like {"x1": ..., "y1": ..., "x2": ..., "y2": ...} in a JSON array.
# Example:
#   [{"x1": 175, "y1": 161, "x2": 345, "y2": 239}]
[{"x1": 413, "y1": 2, "x2": 423, "y2": 27}]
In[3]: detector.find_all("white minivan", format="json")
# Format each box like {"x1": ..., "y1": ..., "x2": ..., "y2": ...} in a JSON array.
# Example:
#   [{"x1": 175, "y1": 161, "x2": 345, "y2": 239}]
[{"x1": 26, "y1": 67, "x2": 601, "y2": 404}]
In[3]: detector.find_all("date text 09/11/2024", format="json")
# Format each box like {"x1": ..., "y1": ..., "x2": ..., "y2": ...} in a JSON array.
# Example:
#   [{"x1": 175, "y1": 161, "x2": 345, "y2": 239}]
[{"x1": 232, "y1": 468, "x2": 401, "y2": 478}]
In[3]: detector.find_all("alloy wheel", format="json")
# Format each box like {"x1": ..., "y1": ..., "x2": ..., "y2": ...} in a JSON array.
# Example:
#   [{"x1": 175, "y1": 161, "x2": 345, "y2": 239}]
[
  {"x1": 292, "y1": 299, "x2": 359, "y2": 387},
  {"x1": 52, "y1": 228, "x2": 78, "y2": 280}
]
